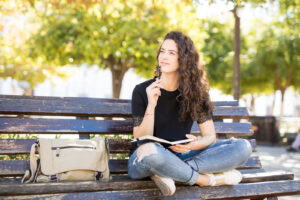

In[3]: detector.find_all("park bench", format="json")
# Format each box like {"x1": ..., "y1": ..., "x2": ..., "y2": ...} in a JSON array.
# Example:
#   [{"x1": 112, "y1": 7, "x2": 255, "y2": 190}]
[{"x1": 0, "y1": 94, "x2": 299, "y2": 199}]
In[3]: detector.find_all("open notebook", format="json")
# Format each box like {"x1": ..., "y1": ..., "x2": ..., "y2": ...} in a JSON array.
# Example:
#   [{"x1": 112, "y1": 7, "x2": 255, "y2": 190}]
[{"x1": 131, "y1": 135, "x2": 193, "y2": 146}]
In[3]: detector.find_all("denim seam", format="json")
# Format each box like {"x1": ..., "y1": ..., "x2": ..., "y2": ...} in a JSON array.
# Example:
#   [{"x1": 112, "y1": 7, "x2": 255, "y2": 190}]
[
  {"x1": 185, "y1": 141, "x2": 236, "y2": 173},
  {"x1": 186, "y1": 169, "x2": 199, "y2": 185},
  {"x1": 185, "y1": 169, "x2": 194, "y2": 184},
  {"x1": 182, "y1": 142, "x2": 231, "y2": 162},
  {"x1": 194, "y1": 159, "x2": 199, "y2": 171},
  {"x1": 196, "y1": 143, "x2": 234, "y2": 158}
]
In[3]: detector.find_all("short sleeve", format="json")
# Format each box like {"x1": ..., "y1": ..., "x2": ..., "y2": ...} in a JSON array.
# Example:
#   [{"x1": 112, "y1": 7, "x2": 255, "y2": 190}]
[
  {"x1": 196, "y1": 101, "x2": 213, "y2": 124},
  {"x1": 197, "y1": 112, "x2": 213, "y2": 124},
  {"x1": 131, "y1": 86, "x2": 146, "y2": 127}
]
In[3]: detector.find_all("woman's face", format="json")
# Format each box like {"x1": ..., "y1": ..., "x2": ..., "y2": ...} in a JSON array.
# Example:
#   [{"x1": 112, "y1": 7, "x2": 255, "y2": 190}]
[{"x1": 158, "y1": 39, "x2": 179, "y2": 74}]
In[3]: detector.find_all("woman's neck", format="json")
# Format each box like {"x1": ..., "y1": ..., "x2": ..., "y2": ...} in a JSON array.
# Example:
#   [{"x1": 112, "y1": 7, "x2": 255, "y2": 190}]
[{"x1": 160, "y1": 73, "x2": 179, "y2": 91}]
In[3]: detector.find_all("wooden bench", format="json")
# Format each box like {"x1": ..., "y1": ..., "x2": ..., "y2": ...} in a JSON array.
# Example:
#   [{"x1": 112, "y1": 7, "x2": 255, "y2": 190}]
[{"x1": 0, "y1": 94, "x2": 299, "y2": 199}]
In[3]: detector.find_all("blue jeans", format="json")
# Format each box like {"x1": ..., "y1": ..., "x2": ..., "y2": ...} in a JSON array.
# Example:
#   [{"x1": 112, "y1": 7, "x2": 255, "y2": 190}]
[{"x1": 128, "y1": 138, "x2": 252, "y2": 185}]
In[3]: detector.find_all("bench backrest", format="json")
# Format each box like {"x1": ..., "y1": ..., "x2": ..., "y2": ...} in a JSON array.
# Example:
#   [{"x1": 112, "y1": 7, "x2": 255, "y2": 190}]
[{"x1": 0, "y1": 95, "x2": 256, "y2": 177}]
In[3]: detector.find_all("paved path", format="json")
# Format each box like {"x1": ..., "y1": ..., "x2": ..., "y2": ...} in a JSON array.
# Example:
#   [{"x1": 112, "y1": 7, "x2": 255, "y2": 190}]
[{"x1": 253, "y1": 145, "x2": 300, "y2": 200}]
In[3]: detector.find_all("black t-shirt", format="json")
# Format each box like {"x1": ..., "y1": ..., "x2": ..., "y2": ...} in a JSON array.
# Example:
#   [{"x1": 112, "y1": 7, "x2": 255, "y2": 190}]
[{"x1": 131, "y1": 77, "x2": 212, "y2": 151}]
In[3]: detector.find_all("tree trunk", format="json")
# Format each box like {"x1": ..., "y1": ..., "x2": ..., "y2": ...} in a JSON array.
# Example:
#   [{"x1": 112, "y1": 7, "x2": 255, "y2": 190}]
[
  {"x1": 23, "y1": 88, "x2": 33, "y2": 96},
  {"x1": 279, "y1": 89, "x2": 286, "y2": 118},
  {"x1": 232, "y1": 6, "x2": 240, "y2": 101},
  {"x1": 11, "y1": 81, "x2": 16, "y2": 95},
  {"x1": 104, "y1": 55, "x2": 129, "y2": 99},
  {"x1": 275, "y1": 66, "x2": 293, "y2": 118},
  {"x1": 111, "y1": 66, "x2": 128, "y2": 98},
  {"x1": 250, "y1": 94, "x2": 255, "y2": 115},
  {"x1": 271, "y1": 91, "x2": 276, "y2": 115}
]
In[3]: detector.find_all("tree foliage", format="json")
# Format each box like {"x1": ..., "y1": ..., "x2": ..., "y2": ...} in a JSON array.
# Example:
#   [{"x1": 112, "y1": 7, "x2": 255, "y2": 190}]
[
  {"x1": 202, "y1": 19, "x2": 248, "y2": 95},
  {"x1": 243, "y1": 0, "x2": 300, "y2": 116},
  {"x1": 26, "y1": 0, "x2": 204, "y2": 98},
  {"x1": 202, "y1": 0, "x2": 268, "y2": 100},
  {"x1": 0, "y1": 0, "x2": 69, "y2": 89}
]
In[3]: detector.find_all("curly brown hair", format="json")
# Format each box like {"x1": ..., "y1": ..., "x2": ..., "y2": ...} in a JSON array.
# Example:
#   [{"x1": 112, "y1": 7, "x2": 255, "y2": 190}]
[{"x1": 155, "y1": 31, "x2": 214, "y2": 123}]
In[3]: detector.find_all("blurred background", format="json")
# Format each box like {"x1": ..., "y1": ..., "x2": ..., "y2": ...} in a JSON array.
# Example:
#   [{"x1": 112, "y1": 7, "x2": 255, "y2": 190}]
[{"x1": 1, "y1": 0, "x2": 300, "y2": 144}]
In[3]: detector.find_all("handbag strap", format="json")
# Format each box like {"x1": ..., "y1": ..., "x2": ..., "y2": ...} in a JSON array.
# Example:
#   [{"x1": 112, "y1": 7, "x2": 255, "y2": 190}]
[
  {"x1": 21, "y1": 142, "x2": 40, "y2": 183},
  {"x1": 105, "y1": 137, "x2": 110, "y2": 162}
]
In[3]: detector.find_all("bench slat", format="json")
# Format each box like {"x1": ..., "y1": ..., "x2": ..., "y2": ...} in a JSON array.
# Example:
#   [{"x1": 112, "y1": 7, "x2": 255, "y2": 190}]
[
  {"x1": 0, "y1": 96, "x2": 244, "y2": 119},
  {"x1": 0, "y1": 95, "x2": 238, "y2": 105},
  {"x1": 0, "y1": 180, "x2": 299, "y2": 199},
  {"x1": 0, "y1": 172, "x2": 294, "y2": 196},
  {"x1": 0, "y1": 170, "x2": 293, "y2": 185},
  {"x1": 240, "y1": 171, "x2": 294, "y2": 183},
  {"x1": 0, "y1": 95, "x2": 298, "y2": 200},
  {"x1": 0, "y1": 139, "x2": 257, "y2": 155},
  {"x1": 0, "y1": 118, "x2": 254, "y2": 136},
  {"x1": 0, "y1": 106, "x2": 248, "y2": 120},
  {"x1": 0, "y1": 156, "x2": 261, "y2": 177},
  {"x1": 239, "y1": 168, "x2": 266, "y2": 174},
  {"x1": 0, "y1": 95, "x2": 238, "y2": 110}
]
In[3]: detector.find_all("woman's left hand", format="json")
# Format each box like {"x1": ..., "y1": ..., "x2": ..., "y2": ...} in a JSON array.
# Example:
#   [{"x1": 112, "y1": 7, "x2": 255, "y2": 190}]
[{"x1": 169, "y1": 134, "x2": 198, "y2": 153}]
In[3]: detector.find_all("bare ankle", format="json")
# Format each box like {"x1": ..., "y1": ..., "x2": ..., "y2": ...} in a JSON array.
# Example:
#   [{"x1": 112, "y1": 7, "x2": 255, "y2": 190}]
[{"x1": 195, "y1": 174, "x2": 210, "y2": 186}]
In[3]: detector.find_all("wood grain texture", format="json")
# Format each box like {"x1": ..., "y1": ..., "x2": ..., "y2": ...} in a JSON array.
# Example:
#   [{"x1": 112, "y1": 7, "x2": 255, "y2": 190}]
[
  {"x1": 0, "y1": 118, "x2": 254, "y2": 136},
  {"x1": 0, "y1": 94, "x2": 238, "y2": 107},
  {"x1": 238, "y1": 156, "x2": 262, "y2": 169},
  {"x1": 0, "y1": 139, "x2": 257, "y2": 155},
  {"x1": 0, "y1": 170, "x2": 293, "y2": 185},
  {"x1": 0, "y1": 180, "x2": 299, "y2": 199},
  {"x1": 0, "y1": 172, "x2": 294, "y2": 196},
  {"x1": 0, "y1": 156, "x2": 261, "y2": 176},
  {"x1": 1, "y1": 95, "x2": 298, "y2": 199},
  {"x1": 0, "y1": 95, "x2": 238, "y2": 104},
  {"x1": 240, "y1": 171, "x2": 294, "y2": 183},
  {"x1": 0, "y1": 95, "x2": 244, "y2": 118}
]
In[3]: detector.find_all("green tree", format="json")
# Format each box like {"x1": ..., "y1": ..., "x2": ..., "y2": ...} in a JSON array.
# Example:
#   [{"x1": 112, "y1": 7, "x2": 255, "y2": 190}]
[
  {"x1": 27, "y1": 0, "x2": 204, "y2": 98},
  {"x1": 202, "y1": 20, "x2": 234, "y2": 94},
  {"x1": 252, "y1": 31, "x2": 300, "y2": 117},
  {"x1": 202, "y1": 18, "x2": 284, "y2": 114},
  {"x1": 199, "y1": 0, "x2": 268, "y2": 100},
  {"x1": 237, "y1": 18, "x2": 277, "y2": 113},
  {"x1": 245, "y1": 5, "x2": 300, "y2": 117},
  {"x1": 0, "y1": 0, "x2": 69, "y2": 95},
  {"x1": 202, "y1": 19, "x2": 248, "y2": 96},
  {"x1": 238, "y1": 0, "x2": 300, "y2": 116}
]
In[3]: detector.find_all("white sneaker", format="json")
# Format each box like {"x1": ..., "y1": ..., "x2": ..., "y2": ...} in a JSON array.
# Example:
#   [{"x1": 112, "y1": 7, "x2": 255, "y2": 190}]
[
  {"x1": 150, "y1": 174, "x2": 176, "y2": 196},
  {"x1": 206, "y1": 169, "x2": 242, "y2": 186}
]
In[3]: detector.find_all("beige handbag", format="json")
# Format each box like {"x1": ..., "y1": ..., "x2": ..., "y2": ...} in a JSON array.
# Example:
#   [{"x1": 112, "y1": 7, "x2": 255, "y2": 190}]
[{"x1": 22, "y1": 137, "x2": 110, "y2": 183}]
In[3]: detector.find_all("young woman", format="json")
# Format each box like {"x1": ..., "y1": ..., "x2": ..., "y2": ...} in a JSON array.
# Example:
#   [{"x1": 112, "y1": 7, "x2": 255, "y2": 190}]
[{"x1": 128, "y1": 31, "x2": 252, "y2": 196}]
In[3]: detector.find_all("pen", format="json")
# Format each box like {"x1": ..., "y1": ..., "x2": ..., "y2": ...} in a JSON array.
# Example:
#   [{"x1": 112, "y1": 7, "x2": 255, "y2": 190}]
[{"x1": 158, "y1": 65, "x2": 161, "y2": 80}]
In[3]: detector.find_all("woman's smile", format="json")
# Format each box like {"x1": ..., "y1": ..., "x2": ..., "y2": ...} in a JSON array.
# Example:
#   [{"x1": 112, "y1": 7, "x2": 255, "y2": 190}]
[{"x1": 160, "y1": 62, "x2": 170, "y2": 65}]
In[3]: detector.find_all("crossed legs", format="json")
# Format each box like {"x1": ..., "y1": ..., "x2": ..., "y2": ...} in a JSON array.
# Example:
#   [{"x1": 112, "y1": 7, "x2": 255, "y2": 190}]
[{"x1": 128, "y1": 138, "x2": 252, "y2": 186}]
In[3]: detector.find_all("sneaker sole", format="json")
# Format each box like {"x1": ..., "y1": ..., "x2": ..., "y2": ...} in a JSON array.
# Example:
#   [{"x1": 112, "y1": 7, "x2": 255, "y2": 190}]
[{"x1": 151, "y1": 176, "x2": 175, "y2": 196}]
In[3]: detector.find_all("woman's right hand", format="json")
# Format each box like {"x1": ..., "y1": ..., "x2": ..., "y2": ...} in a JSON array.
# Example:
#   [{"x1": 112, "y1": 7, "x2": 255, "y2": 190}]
[{"x1": 146, "y1": 79, "x2": 162, "y2": 107}]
